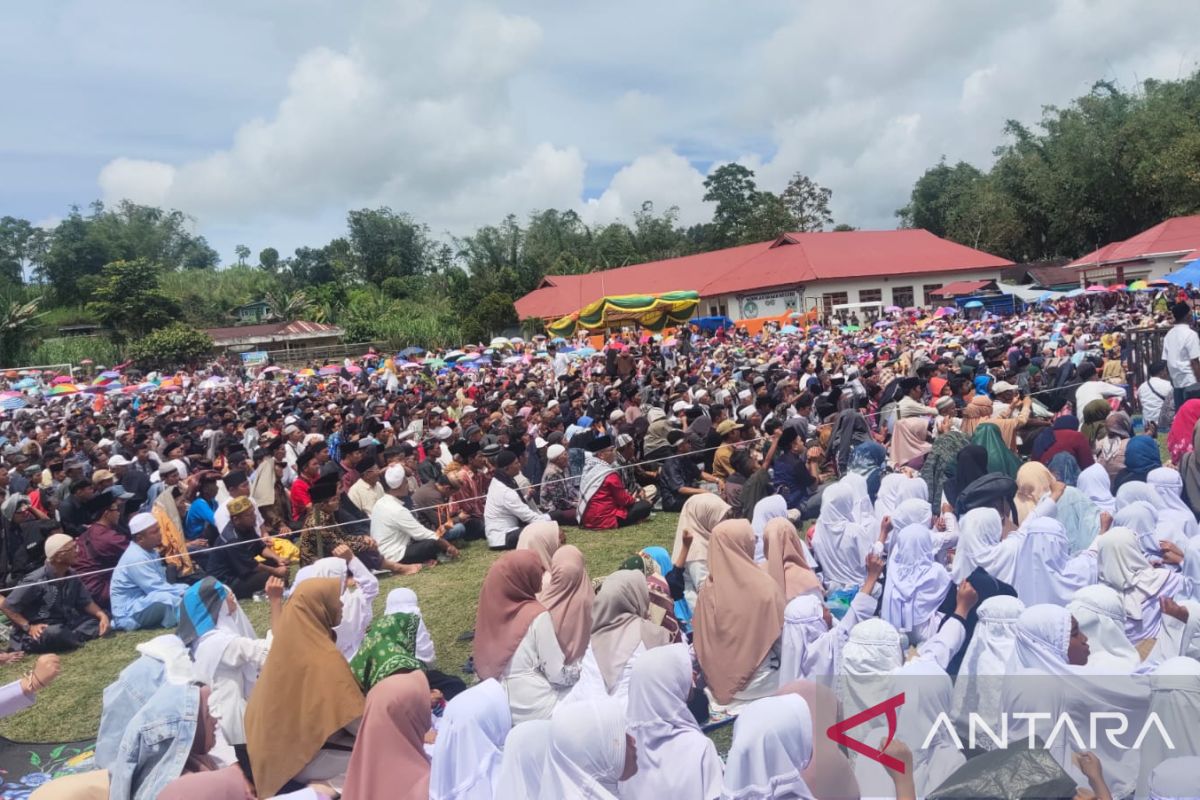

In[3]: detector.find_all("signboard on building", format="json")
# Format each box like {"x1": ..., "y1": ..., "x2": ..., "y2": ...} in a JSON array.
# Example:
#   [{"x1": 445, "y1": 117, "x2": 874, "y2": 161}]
[
  {"x1": 738, "y1": 290, "x2": 798, "y2": 320},
  {"x1": 240, "y1": 351, "x2": 269, "y2": 367}
]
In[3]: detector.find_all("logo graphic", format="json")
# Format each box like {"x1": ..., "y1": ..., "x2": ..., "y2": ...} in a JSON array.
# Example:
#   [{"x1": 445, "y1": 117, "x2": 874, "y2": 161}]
[{"x1": 826, "y1": 692, "x2": 906, "y2": 773}]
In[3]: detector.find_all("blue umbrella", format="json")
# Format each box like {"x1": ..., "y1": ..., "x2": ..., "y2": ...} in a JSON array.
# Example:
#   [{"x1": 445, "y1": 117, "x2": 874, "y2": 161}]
[
  {"x1": 0, "y1": 395, "x2": 26, "y2": 411},
  {"x1": 963, "y1": 300, "x2": 984, "y2": 309},
  {"x1": 13, "y1": 378, "x2": 36, "y2": 389},
  {"x1": 1065, "y1": 288, "x2": 1085, "y2": 298},
  {"x1": 398, "y1": 346, "x2": 425, "y2": 357},
  {"x1": 779, "y1": 325, "x2": 799, "y2": 334}
]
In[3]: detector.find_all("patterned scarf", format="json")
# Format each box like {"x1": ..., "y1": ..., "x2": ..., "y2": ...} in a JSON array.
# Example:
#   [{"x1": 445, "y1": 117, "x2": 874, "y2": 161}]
[{"x1": 350, "y1": 612, "x2": 423, "y2": 691}]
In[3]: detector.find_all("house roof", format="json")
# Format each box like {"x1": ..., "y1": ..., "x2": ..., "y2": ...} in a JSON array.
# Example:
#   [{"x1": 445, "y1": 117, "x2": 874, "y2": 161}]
[
  {"x1": 929, "y1": 279, "x2": 995, "y2": 297},
  {"x1": 1025, "y1": 265, "x2": 1080, "y2": 288},
  {"x1": 204, "y1": 320, "x2": 342, "y2": 346},
  {"x1": 514, "y1": 229, "x2": 1012, "y2": 320},
  {"x1": 1068, "y1": 215, "x2": 1200, "y2": 268}
]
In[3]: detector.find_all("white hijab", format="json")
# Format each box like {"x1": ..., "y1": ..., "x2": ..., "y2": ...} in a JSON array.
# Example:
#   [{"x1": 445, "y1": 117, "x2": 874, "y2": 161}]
[
  {"x1": 881, "y1": 523, "x2": 951, "y2": 634},
  {"x1": 1097, "y1": 526, "x2": 1171, "y2": 621},
  {"x1": 812, "y1": 480, "x2": 874, "y2": 590},
  {"x1": 779, "y1": 595, "x2": 835, "y2": 687},
  {"x1": 874, "y1": 473, "x2": 928, "y2": 530},
  {"x1": 750, "y1": 495, "x2": 788, "y2": 564},
  {"x1": 950, "y1": 507, "x2": 1022, "y2": 585},
  {"x1": 540, "y1": 698, "x2": 628, "y2": 800},
  {"x1": 840, "y1": 617, "x2": 904, "y2": 717},
  {"x1": 1077, "y1": 463, "x2": 1116, "y2": 513},
  {"x1": 839, "y1": 472, "x2": 877, "y2": 530},
  {"x1": 1116, "y1": 480, "x2": 1160, "y2": 510},
  {"x1": 619, "y1": 643, "x2": 722, "y2": 800},
  {"x1": 1148, "y1": 467, "x2": 1200, "y2": 540},
  {"x1": 1140, "y1": 659, "x2": 1200, "y2": 796},
  {"x1": 1005, "y1": 603, "x2": 1075, "y2": 675},
  {"x1": 1011, "y1": 517, "x2": 1095, "y2": 607},
  {"x1": 1066, "y1": 584, "x2": 1139, "y2": 674},
  {"x1": 496, "y1": 720, "x2": 551, "y2": 799},
  {"x1": 722, "y1": 694, "x2": 816, "y2": 800},
  {"x1": 951, "y1": 595, "x2": 1024, "y2": 732},
  {"x1": 1148, "y1": 755, "x2": 1200, "y2": 800},
  {"x1": 386, "y1": 587, "x2": 435, "y2": 664},
  {"x1": 1149, "y1": 598, "x2": 1200, "y2": 665},
  {"x1": 890, "y1": 497, "x2": 932, "y2": 535},
  {"x1": 430, "y1": 679, "x2": 511, "y2": 800},
  {"x1": 292, "y1": 556, "x2": 374, "y2": 660}
]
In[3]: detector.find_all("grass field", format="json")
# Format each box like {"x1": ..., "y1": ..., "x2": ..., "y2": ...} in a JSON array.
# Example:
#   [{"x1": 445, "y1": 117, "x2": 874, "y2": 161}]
[{"x1": 0, "y1": 514, "x2": 682, "y2": 744}]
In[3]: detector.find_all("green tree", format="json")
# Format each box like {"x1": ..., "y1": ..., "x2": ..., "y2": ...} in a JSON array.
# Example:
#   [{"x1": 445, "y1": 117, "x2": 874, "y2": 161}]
[
  {"x1": 234, "y1": 244, "x2": 251, "y2": 266},
  {"x1": 0, "y1": 217, "x2": 49, "y2": 285},
  {"x1": 702, "y1": 163, "x2": 760, "y2": 248},
  {"x1": 0, "y1": 296, "x2": 43, "y2": 365},
  {"x1": 264, "y1": 289, "x2": 310, "y2": 322},
  {"x1": 781, "y1": 173, "x2": 834, "y2": 232},
  {"x1": 460, "y1": 291, "x2": 516, "y2": 344},
  {"x1": 40, "y1": 207, "x2": 110, "y2": 304},
  {"x1": 741, "y1": 191, "x2": 796, "y2": 243},
  {"x1": 832, "y1": 223, "x2": 857, "y2": 231},
  {"x1": 346, "y1": 207, "x2": 431, "y2": 285},
  {"x1": 258, "y1": 247, "x2": 280, "y2": 272},
  {"x1": 630, "y1": 202, "x2": 692, "y2": 261},
  {"x1": 126, "y1": 323, "x2": 213, "y2": 368},
  {"x1": 87, "y1": 259, "x2": 179, "y2": 342},
  {"x1": 896, "y1": 159, "x2": 986, "y2": 236}
]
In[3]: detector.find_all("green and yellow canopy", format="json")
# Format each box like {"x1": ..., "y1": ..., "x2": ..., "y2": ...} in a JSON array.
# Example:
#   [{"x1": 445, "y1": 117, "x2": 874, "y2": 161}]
[{"x1": 546, "y1": 290, "x2": 700, "y2": 337}]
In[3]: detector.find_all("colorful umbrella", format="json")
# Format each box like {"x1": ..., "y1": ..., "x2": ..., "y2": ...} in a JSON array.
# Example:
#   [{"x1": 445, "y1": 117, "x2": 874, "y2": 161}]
[
  {"x1": 318, "y1": 365, "x2": 341, "y2": 376},
  {"x1": 398, "y1": 346, "x2": 425, "y2": 357},
  {"x1": 299, "y1": 368, "x2": 316, "y2": 377},
  {"x1": 13, "y1": 378, "x2": 36, "y2": 389},
  {"x1": 49, "y1": 384, "x2": 79, "y2": 395},
  {"x1": 1085, "y1": 284, "x2": 1109, "y2": 292},
  {"x1": 1108, "y1": 283, "x2": 1127, "y2": 291},
  {"x1": 779, "y1": 325, "x2": 799, "y2": 334},
  {"x1": 0, "y1": 392, "x2": 27, "y2": 411},
  {"x1": 346, "y1": 365, "x2": 363, "y2": 374},
  {"x1": 1128, "y1": 280, "x2": 1149, "y2": 291},
  {"x1": 885, "y1": 305, "x2": 902, "y2": 313},
  {"x1": 443, "y1": 350, "x2": 467, "y2": 362},
  {"x1": 51, "y1": 376, "x2": 73, "y2": 385}
]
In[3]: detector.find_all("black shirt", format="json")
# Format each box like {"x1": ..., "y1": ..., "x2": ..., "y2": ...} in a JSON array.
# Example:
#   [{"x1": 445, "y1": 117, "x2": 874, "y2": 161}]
[
  {"x1": 6, "y1": 565, "x2": 92, "y2": 626},
  {"x1": 207, "y1": 522, "x2": 267, "y2": 584}
]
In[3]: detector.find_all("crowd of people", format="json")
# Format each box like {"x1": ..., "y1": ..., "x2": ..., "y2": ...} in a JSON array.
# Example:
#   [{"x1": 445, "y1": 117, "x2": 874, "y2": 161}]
[{"x1": 4, "y1": 286, "x2": 1200, "y2": 797}]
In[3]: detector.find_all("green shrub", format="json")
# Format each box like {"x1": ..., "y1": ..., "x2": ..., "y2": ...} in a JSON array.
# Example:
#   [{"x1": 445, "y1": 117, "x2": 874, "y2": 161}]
[{"x1": 125, "y1": 323, "x2": 213, "y2": 369}]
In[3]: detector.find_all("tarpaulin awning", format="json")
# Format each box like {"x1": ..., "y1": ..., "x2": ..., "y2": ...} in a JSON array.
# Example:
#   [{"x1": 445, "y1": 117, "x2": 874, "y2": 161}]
[
  {"x1": 546, "y1": 291, "x2": 700, "y2": 336},
  {"x1": 930, "y1": 279, "x2": 994, "y2": 297}
]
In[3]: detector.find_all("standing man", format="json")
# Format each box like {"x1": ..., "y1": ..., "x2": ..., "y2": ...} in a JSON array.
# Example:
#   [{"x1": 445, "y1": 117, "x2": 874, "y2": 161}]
[{"x1": 1163, "y1": 301, "x2": 1200, "y2": 408}]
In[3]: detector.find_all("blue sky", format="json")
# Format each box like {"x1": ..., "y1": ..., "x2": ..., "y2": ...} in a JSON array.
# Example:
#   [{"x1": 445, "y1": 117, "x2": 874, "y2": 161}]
[{"x1": 2, "y1": 0, "x2": 1197, "y2": 265}]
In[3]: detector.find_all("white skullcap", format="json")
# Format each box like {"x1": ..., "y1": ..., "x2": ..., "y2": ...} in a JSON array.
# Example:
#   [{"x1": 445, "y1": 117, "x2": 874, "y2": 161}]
[
  {"x1": 547, "y1": 444, "x2": 566, "y2": 460},
  {"x1": 739, "y1": 405, "x2": 756, "y2": 420},
  {"x1": 737, "y1": 389, "x2": 753, "y2": 401},
  {"x1": 44, "y1": 533, "x2": 74, "y2": 560},
  {"x1": 384, "y1": 464, "x2": 407, "y2": 490},
  {"x1": 129, "y1": 512, "x2": 158, "y2": 535},
  {"x1": 609, "y1": 409, "x2": 625, "y2": 421},
  {"x1": 433, "y1": 426, "x2": 453, "y2": 440}
]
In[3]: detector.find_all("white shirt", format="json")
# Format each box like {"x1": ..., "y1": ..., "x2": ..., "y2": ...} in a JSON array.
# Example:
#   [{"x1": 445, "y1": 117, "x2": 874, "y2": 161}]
[
  {"x1": 1165, "y1": 323, "x2": 1200, "y2": 388},
  {"x1": 1074, "y1": 380, "x2": 1125, "y2": 416},
  {"x1": 502, "y1": 611, "x2": 581, "y2": 724},
  {"x1": 369, "y1": 493, "x2": 437, "y2": 562},
  {"x1": 1138, "y1": 375, "x2": 1174, "y2": 425},
  {"x1": 483, "y1": 478, "x2": 546, "y2": 547}
]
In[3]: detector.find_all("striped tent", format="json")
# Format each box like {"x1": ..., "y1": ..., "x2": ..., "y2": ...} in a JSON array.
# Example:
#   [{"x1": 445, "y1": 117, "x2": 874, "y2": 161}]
[{"x1": 546, "y1": 290, "x2": 700, "y2": 336}]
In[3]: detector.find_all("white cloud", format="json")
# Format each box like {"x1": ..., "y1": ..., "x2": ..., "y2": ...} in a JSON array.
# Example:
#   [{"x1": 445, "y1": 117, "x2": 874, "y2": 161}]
[{"x1": 581, "y1": 149, "x2": 708, "y2": 227}]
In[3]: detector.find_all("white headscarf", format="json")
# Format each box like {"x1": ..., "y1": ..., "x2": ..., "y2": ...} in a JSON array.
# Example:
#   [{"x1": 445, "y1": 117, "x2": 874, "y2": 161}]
[
  {"x1": 1116, "y1": 480, "x2": 1160, "y2": 510},
  {"x1": 951, "y1": 595, "x2": 1024, "y2": 733},
  {"x1": 1066, "y1": 584, "x2": 1138, "y2": 674},
  {"x1": 841, "y1": 617, "x2": 904, "y2": 716},
  {"x1": 722, "y1": 694, "x2": 816, "y2": 800},
  {"x1": 189, "y1": 583, "x2": 262, "y2": 747},
  {"x1": 839, "y1": 472, "x2": 877, "y2": 530},
  {"x1": 430, "y1": 678, "x2": 511, "y2": 800},
  {"x1": 750, "y1": 495, "x2": 788, "y2": 564},
  {"x1": 1148, "y1": 755, "x2": 1200, "y2": 800},
  {"x1": 1140, "y1": 659, "x2": 1200, "y2": 796},
  {"x1": 292, "y1": 556, "x2": 373, "y2": 660},
  {"x1": 619, "y1": 643, "x2": 722, "y2": 800},
  {"x1": 1097, "y1": 526, "x2": 1171, "y2": 621},
  {"x1": 540, "y1": 698, "x2": 628, "y2": 800},
  {"x1": 1149, "y1": 599, "x2": 1200, "y2": 665},
  {"x1": 881, "y1": 523, "x2": 951, "y2": 634},
  {"x1": 950, "y1": 507, "x2": 1022, "y2": 585},
  {"x1": 812, "y1": 481, "x2": 874, "y2": 590},
  {"x1": 1006, "y1": 603, "x2": 1074, "y2": 675},
  {"x1": 779, "y1": 595, "x2": 833, "y2": 686},
  {"x1": 496, "y1": 720, "x2": 551, "y2": 799},
  {"x1": 1114, "y1": 500, "x2": 1162, "y2": 555},
  {"x1": 1077, "y1": 463, "x2": 1116, "y2": 514},
  {"x1": 1148, "y1": 467, "x2": 1200, "y2": 540},
  {"x1": 386, "y1": 587, "x2": 435, "y2": 664},
  {"x1": 874, "y1": 473, "x2": 928, "y2": 531},
  {"x1": 1011, "y1": 517, "x2": 1095, "y2": 607},
  {"x1": 890, "y1": 497, "x2": 932, "y2": 535}
]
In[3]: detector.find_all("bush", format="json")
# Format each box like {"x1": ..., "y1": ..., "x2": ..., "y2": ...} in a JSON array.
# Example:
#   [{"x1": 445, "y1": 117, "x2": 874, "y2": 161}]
[
  {"x1": 125, "y1": 323, "x2": 213, "y2": 369},
  {"x1": 23, "y1": 336, "x2": 121, "y2": 369}
]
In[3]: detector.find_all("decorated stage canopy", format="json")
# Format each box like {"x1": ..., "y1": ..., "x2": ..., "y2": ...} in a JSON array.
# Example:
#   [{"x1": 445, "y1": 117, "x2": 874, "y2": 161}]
[{"x1": 546, "y1": 290, "x2": 700, "y2": 336}]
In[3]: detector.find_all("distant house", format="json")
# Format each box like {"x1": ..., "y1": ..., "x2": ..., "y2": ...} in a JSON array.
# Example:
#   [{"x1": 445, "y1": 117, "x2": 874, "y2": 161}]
[
  {"x1": 1000, "y1": 262, "x2": 1079, "y2": 291},
  {"x1": 203, "y1": 320, "x2": 344, "y2": 355},
  {"x1": 232, "y1": 300, "x2": 272, "y2": 324},
  {"x1": 56, "y1": 323, "x2": 102, "y2": 338},
  {"x1": 1069, "y1": 215, "x2": 1200, "y2": 284}
]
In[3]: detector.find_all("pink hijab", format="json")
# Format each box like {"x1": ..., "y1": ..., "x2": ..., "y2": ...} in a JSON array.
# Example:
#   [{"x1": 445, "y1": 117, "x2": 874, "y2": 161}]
[
  {"x1": 516, "y1": 520, "x2": 562, "y2": 570},
  {"x1": 536, "y1": 544, "x2": 593, "y2": 664},
  {"x1": 473, "y1": 551, "x2": 547, "y2": 680},
  {"x1": 342, "y1": 671, "x2": 432, "y2": 800},
  {"x1": 761, "y1": 518, "x2": 822, "y2": 601}
]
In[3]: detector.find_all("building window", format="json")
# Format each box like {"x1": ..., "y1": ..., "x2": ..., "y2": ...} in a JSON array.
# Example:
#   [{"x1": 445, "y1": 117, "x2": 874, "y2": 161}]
[
  {"x1": 822, "y1": 292, "x2": 848, "y2": 317},
  {"x1": 859, "y1": 288, "x2": 882, "y2": 304},
  {"x1": 892, "y1": 286, "x2": 914, "y2": 308},
  {"x1": 923, "y1": 284, "x2": 942, "y2": 306}
]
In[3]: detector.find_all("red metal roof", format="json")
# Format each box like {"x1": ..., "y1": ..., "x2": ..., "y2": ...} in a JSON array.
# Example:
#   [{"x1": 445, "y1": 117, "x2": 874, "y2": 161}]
[
  {"x1": 1068, "y1": 215, "x2": 1200, "y2": 268},
  {"x1": 929, "y1": 279, "x2": 994, "y2": 297},
  {"x1": 514, "y1": 229, "x2": 1012, "y2": 320},
  {"x1": 203, "y1": 320, "x2": 341, "y2": 343}
]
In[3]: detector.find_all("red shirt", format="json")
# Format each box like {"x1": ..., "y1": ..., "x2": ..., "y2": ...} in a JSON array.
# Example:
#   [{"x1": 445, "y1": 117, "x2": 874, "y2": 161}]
[
  {"x1": 581, "y1": 473, "x2": 636, "y2": 530},
  {"x1": 290, "y1": 477, "x2": 313, "y2": 523},
  {"x1": 75, "y1": 522, "x2": 129, "y2": 608},
  {"x1": 1038, "y1": 430, "x2": 1095, "y2": 468}
]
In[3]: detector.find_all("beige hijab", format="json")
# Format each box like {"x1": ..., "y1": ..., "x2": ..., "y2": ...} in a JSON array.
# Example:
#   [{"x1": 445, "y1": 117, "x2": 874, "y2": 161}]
[
  {"x1": 761, "y1": 518, "x2": 822, "y2": 601},
  {"x1": 1014, "y1": 461, "x2": 1054, "y2": 523},
  {"x1": 536, "y1": 545, "x2": 593, "y2": 664},
  {"x1": 694, "y1": 519, "x2": 786, "y2": 704},
  {"x1": 591, "y1": 570, "x2": 670, "y2": 692},
  {"x1": 517, "y1": 520, "x2": 562, "y2": 571},
  {"x1": 249, "y1": 455, "x2": 276, "y2": 508},
  {"x1": 960, "y1": 396, "x2": 993, "y2": 437},
  {"x1": 671, "y1": 493, "x2": 731, "y2": 564}
]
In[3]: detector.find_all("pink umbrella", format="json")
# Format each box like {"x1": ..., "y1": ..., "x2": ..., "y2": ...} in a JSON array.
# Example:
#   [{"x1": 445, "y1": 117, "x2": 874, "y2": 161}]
[
  {"x1": 1086, "y1": 284, "x2": 1109, "y2": 292},
  {"x1": 51, "y1": 375, "x2": 73, "y2": 385}
]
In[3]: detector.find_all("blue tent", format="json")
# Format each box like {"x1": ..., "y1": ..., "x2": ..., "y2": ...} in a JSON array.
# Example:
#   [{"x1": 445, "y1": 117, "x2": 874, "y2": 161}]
[
  {"x1": 1165, "y1": 258, "x2": 1200, "y2": 287},
  {"x1": 690, "y1": 315, "x2": 734, "y2": 333}
]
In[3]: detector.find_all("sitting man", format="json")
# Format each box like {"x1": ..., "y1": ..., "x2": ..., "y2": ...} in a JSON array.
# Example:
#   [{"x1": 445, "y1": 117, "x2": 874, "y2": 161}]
[
  {"x1": 483, "y1": 449, "x2": 549, "y2": 548},
  {"x1": 655, "y1": 429, "x2": 720, "y2": 513},
  {"x1": 208, "y1": 496, "x2": 290, "y2": 599},
  {"x1": 537, "y1": 443, "x2": 578, "y2": 525},
  {"x1": 0, "y1": 533, "x2": 110, "y2": 652},
  {"x1": 578, "y1": 435, "x2": 653, "y2": 529},
  {"x1": 110, "y1": 512, "x2": 189, "y2": 631},
  {"x1": 371, "y1": 465, "x2": 460, "y2": 567}
]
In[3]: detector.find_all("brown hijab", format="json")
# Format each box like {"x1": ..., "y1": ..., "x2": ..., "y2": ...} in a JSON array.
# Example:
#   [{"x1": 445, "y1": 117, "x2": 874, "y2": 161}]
[
  {"x1": 516, "y1": 520, "x2": 562, "y2": 570},
  {"x1": 694, "y1": 519, "x2": 786, "y2": 704},
  {"x1": 244, "y1": 578, "x2": 365, "y2": 798},
  {"x1": 671, "y1": 493, "x2": 731, "y2": 564},
  {"x1": 591, "y1": 569, "x2": 670, "y2": 692},
  {"x1": 536, "y1": 544, "x2": 593, "y2": 664},
  {"x1": 761, "y1": 518, "x2": 822, "y2": 601},
  {"x1": 960, "y1": 395, "x2": 993, "y2": 437},
  {"x1": 776, "y1": 680, "x2": 860, "y2": 800},
  {"x1": 342, "y1": 671, "x2": 432, "y2": 800},
  {"x1": 473, "y1": 551, "x2": 547, "y2": 681}
]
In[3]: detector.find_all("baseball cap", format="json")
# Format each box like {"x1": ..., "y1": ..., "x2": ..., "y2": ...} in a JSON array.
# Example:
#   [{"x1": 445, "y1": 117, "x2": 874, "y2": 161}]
[
  {"x1": 108, "y1": 455, "x2": 131, "y2": 467},
  {"x1": 716, "y1": 420, "x2": 743, "y2": 436}
]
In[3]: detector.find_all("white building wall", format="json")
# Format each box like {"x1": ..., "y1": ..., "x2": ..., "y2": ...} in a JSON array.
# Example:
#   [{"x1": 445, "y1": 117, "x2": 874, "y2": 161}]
[
  {"x1": 705, "y1": 268, "x2": 1007, "y2": 321},
  {"x1": 1076, "y1": 255, "x2": 1178, "y2": 285}
]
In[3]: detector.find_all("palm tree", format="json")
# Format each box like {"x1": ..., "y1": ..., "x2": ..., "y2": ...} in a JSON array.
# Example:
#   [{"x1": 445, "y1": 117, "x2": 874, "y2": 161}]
[
  {"x1": 0, "y1": 296, "x2": 43, "y2": 365},
  {"x1": 264, "y1": 289, "x2": 310, "y2": 323}
]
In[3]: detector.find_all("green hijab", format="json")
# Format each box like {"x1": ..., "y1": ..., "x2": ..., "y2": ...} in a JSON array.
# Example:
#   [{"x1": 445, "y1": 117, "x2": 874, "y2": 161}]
[
  {"x1": 971, "y1": 422, "x2": 1021, "y2": 478},
  {"x1": 1080, "y1": 398, "x2": 1112, "y2": 445},
  {"x1": 350, "y1": 612, "x2": 423, "y2": 692}
]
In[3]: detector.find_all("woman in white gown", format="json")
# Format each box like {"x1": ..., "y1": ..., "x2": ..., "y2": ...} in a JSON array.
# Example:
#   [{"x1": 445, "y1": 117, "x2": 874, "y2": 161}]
[
  {"x1": 429, "y1": 679, "x2": 511, "y2": 800},
  {"x1": 291, "y1": 548, "x2": 379, "y2": 660}
]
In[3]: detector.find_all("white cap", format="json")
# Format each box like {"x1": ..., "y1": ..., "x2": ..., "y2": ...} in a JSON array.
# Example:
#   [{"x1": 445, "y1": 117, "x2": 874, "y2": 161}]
[
  {"x1": 693, "y1": 389, "x2": 709, "y2": 401},
  {"x1": 616, "y1": 433, "x2": 633, "y2": 448},
  {"x1": 739, "y1": 405, "x2": 756, "y2": 420},
  {"x1": 992, "y1": 381, "x2": 1018, "y2": 394},
  {"x1": 462, "y1": 405, "x2": 477, "y2": 415},
  {"x1": 433, "y1": 426, "x2": 453, "y2": 440},
  {"x1": 609, "y1": 409, "x2": 625, "y2": 422},
  {"x1": 671, "y1": 401, "x2": 692, "y2": 413},
  {"x1": 108, "y1": 455, "x2": 131, "y2": 467},
  {"x1": 547, "y1": 399, "x2": 560, "y2": 409},
  {"x1": 430, "y1": 406, "x2": 445, "y2": 415},
  {"x1": 129, "y1": 512, "x2": 157, "y2": 535},
  {"x1": 384, "y1": 464, "x2": 407, "y2": 489},
  {"x1": 535, "y1": 437, "x2": 548, "y2": 449},
  {"x1": 547, "y1": 444, "x2": 566, "y2": 460},
  {"x1": 737, "y1": 389, "x2": 753, "y2": 401}
]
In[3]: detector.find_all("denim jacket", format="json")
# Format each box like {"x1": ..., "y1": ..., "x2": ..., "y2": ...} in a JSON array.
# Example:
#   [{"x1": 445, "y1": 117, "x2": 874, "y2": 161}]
[
  {"x1": 108, "y1": 681, "x2": 200, "y2": 800},
  {"x1": 95, "y1": 634, "x2": 192, "y2": 769}
]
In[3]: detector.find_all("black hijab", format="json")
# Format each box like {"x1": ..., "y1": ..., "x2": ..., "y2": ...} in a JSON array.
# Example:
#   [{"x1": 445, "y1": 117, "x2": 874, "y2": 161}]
[{"x1": 941, "y1": 444, "x2": 989, "y2": 509}]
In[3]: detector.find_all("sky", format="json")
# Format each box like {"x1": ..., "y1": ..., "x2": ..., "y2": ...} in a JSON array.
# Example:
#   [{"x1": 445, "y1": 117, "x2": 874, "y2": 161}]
[{"x1": 2, "y1": 0, "x2": 1198, "y2": 265}]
